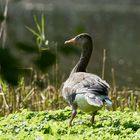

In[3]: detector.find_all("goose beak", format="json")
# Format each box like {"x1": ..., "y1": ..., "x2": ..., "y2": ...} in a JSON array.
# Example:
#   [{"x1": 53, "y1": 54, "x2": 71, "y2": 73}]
[{"x1": 64, "y1": 37, "x2": 76, "y2": 45}]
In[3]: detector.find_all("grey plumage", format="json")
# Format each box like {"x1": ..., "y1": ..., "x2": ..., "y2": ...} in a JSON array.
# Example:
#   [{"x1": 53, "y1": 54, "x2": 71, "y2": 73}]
[{"x1": 62, "y1": 33, "x2": 112, "y2": 126}]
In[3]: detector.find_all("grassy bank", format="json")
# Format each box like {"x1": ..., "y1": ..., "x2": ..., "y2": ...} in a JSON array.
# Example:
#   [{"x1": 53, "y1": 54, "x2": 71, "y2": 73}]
[{"x1": 0, "y1": 107, "x2": 140, "y2": 140}]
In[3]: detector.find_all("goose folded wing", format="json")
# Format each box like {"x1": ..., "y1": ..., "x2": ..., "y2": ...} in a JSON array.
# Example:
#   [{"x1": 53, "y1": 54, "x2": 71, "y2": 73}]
[{"x1": 62, "y1": 72, "x2": 110, "y2": 104}]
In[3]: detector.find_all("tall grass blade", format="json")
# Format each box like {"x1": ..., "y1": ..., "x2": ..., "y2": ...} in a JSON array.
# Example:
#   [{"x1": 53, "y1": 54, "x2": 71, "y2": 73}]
[
  {"x1": 41, "y1": 14, "x2": 45, "y2": 41},
  {"x1": 25, "y1": 26, "x2": 40, "y2": 37},
  {"x1": 33, "y1": 15, "x2": 41, "y2": 35}
]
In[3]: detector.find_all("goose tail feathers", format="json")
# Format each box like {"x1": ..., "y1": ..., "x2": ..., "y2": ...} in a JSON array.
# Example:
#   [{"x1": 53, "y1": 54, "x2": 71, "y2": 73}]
[{"x1": 85, "y1": 93, "x2": 112, "y2": 107}]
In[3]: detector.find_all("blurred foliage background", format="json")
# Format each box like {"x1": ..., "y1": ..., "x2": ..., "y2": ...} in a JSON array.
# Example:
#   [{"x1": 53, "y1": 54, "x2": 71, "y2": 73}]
[{"x1": 0, "y1": 0, "x2": 140, "y2": 115}]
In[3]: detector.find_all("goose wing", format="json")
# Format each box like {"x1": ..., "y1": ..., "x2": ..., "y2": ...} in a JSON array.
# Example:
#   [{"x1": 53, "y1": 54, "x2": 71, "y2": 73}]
[{"x1": 62, "y1": 72, "x2": 110, "y2": 105}]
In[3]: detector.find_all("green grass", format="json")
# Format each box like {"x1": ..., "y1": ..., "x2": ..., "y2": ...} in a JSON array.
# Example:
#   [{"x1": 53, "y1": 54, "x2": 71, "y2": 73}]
[{"x1": 0, "y1": 107, "x2": 140, "y2": 140}]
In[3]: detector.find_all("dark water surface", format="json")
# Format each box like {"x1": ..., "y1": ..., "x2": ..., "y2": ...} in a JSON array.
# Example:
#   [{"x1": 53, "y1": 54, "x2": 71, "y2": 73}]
[{"x1": 1, "y1": 0, "x2": 140, "y2": 87}]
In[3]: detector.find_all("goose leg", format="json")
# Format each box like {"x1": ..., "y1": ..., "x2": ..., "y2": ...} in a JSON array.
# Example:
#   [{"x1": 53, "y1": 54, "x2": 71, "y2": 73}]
[
  {"x1": 69, "y1": 105, "x2": 77, "y2": 127},
  {"x1": 91, "y1": 111, "x2": 97, "y2": 124}
]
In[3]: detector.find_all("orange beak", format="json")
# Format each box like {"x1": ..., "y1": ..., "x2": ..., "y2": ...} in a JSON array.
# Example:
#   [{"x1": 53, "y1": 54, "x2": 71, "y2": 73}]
[{"x1": 64, "y1": 37, "x2": 76, "y2": 45}]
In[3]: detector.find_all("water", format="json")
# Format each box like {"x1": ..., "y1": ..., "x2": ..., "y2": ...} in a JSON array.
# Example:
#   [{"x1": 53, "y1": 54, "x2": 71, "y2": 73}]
[{"x1": 1, "y1": 0, "x2": 140, "y2": 87}]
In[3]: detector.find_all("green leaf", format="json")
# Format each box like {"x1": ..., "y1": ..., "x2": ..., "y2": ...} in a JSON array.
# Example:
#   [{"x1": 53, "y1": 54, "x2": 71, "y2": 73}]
[
  {"x1": 25, "y1": 26, "x2": 40, "y2": 37},
  {"x1": 33, "y1": 15, "x2": 41, "y2": 35},
  {"x1": 41, "y1": 14, "x2": 45, "y2": 41}
]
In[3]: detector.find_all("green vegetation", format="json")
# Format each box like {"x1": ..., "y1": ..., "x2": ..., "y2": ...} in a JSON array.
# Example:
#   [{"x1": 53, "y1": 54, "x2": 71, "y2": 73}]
[
  {"x1": 26, "y1": 14, "x2": 48, "y2": 49},
  {"x1": 0, "y1": 107, "x2": 140, "y2": 140},
  {"x1": 0, "y1": 3, "x2": 140, "y2": 140},
  {"x1": 0, "y1": 75, "x2": 140, "y2": 116}
]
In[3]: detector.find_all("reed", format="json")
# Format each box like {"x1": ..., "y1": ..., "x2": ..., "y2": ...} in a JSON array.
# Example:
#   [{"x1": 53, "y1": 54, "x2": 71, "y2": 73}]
[
  {"x1": 0, "y1": 71, "x2": 140, "y2": 116},
  {"x1": 0, "y1": 9, "x2": 139, "y2": 116},
  {"x1": 0, "y1": 0, "x2": 9, "y2": 48},
  {"x1": 101, "y1": 49, "x2": 106, "y2": 80}
]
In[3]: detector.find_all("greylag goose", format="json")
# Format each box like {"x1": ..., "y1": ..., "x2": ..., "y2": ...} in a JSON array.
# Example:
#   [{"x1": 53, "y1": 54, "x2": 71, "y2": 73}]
[{"x1": 62, "y1": 33, "x2": 112, "y2": 126}]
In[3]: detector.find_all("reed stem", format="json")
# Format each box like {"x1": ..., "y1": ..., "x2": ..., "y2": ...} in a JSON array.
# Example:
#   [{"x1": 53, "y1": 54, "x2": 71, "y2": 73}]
[{"x1": 102, "y1": 49, "x2": 106, "y2": 79}]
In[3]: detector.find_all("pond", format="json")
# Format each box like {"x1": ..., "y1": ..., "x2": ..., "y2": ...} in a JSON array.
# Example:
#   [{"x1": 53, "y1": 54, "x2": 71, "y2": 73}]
[{"x1": 1, "y1": 0, "x2": 140, "y2": 87}]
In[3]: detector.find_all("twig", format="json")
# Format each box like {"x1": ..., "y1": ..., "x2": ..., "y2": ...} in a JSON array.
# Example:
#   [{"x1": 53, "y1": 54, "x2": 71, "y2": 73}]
[
  {"x1": 111, "y1": 68, "x2": 118, "y2": 110},
  {"x1": 0, "y1": 84, "x2": 9, "y2": 114},
  {"x1": 102, "y1": 49, "x2": 106, "y2": 79},
  {"x1": 0, "y1": 0, "x2": 9, "y2": 48},
  {"x1": 111, "y1": 68, "x2": 116, "y2": 92}
]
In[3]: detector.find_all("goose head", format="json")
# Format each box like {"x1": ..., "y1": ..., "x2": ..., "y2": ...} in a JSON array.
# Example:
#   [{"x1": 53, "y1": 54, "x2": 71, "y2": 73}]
[{"x1": 65, "y1": 33, "x2": 92, "y2": 48}]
